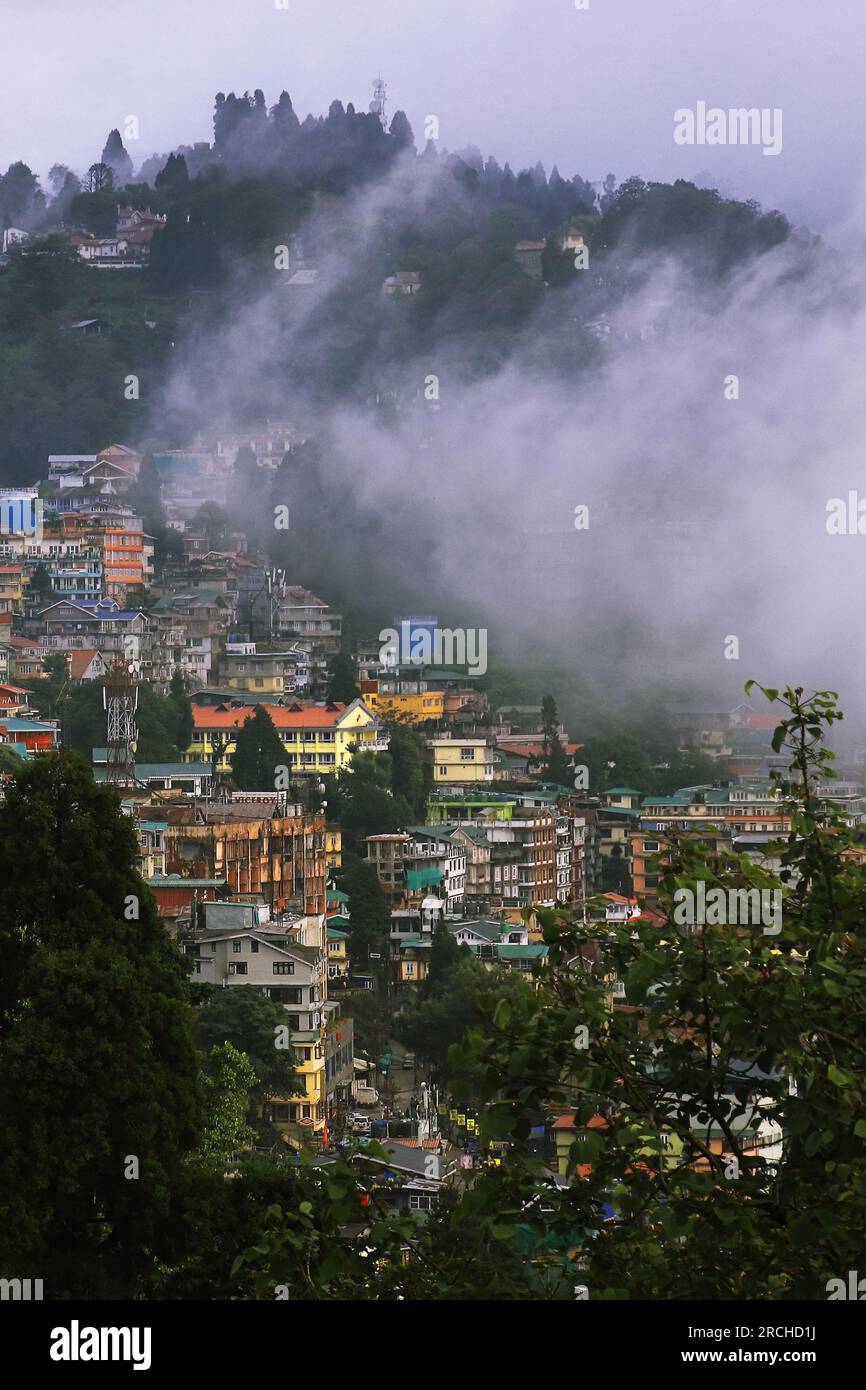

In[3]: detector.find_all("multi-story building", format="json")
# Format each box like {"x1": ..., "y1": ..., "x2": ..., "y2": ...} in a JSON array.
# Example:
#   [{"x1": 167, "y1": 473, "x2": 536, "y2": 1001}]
[
  {"x1": 365, "y1": 828, "x2": 466, "y2": 911},
  {"x1": 426, "y1": 735, "x2": 494, "y2": 786},
  {"x1": 253, "y1": 584, "x2": 342, "y2": 659},
  {"x1": 0, "y1": 566, "x2": 24, "y2": 617},
  {"x1": 450, "y1": 824, "x2": 492, "y2": 898},
  {"x1": 37, "y1": 597, "x2": 148, "y2": 666},
  {"x1": 358, "y1": 678, "x2": 445, "y2": 724},
  {"x1": 631, "y1": 783, "x2": 793, "y2": 898},
  {"x1": 150, "y1": 589, "x2": 236, "y2": 687},
  {"x1": 162, "y1": 803, "x2": 327, "y2": 917},
  {"x1": 217, "y1": 640, "x2": 310, "y2": 696},
  {"x1": 485, "y1": 807, "x2": 557, "y2": 907},
  {"x1": 188, "y1": 698, "x2": 382, "y2": 776}
]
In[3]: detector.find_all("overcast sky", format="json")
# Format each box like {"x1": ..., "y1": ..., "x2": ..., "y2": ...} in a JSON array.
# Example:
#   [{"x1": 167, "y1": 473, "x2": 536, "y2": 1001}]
[{"x1": 4, "y1": 0, "x2": 865, "y2": 235}]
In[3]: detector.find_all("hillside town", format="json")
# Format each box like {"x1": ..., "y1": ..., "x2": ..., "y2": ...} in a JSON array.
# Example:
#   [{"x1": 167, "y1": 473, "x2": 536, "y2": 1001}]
[
  {"x1": 2, "y1": 0, "x2": 865, "y2": 1324},
  {"x1": 2, "y1": 429, "x2": 864, "y2": 1198}
]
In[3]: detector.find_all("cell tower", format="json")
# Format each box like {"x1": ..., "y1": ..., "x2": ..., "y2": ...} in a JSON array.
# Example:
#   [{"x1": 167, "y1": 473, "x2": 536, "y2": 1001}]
[
  {"x1": 369, "y1": 77, "x2": 387, "y2": 130},
  {"x1": 103, "y1": 653, "x2": 138, "y2": 785}
]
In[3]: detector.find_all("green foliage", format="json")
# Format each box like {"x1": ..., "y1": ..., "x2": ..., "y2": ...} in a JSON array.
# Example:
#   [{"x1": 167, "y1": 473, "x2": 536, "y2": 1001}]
[
  {"x1": 229, "y1": 704, "x2": 286, "y2": 791},
  {"x1": 195, "y1": 1041, "x2": 258, "y2": 1165},
  {"x1": 168, "y1": 668, "x2": 193, "y2": 751},
  {"x1": 326, "y1": 650, "x2": 361, "y2": 704},
  {"x1": 443, "y1": 684, "x2": 866, "y2": 1298},
  {"x1": 387, "y1": 719, "x2": 431, "y2": 818},
  {"x1": 193, "y1": 985, "x2": 300, "y2": 1103},
  {"x1": 541, "y1": 693, "x2": 570, "y2": 785},
  {"x1": 340, "y1": 857, "x2": 391, "y2": 982},
  {"x1": 580, "y1": 733, "x2": 653, "y2": 793},
  {"x1": 0, "y1": 753, "x2": 204, "y2": 1297}
]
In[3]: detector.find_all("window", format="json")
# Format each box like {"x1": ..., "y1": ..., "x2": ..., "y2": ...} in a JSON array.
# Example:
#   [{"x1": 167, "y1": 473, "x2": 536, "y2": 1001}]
[
  {"x1": 251, "y1": 940, "x2": 259, "y2": 953},
  {"x1": 273, "y1": 961, "x2": 295, "y2": 975},
  {"x1": 460, "y1": 747, "x2": 473, "y2": 761},
  {"x1": 228, "y1": 961, "x2": 248, "y2": 976},
  {"x1": 232, "y1": 940, "x2": 242, "y2": 953}
]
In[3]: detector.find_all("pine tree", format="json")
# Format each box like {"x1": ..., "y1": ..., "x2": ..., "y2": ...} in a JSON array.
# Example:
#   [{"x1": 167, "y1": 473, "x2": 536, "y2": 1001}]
[
  {"x1": 229, "y1": 704, "x2": 287, "y2": 791},
  {"x1": 541, "y1": 693, "x2": 570, "y2": 785},
  {"x1": 326, "y1": 650, "x2": 360, "y2": 704},
  {"x1": 169, "y1": 668, "x2": 193, "y2": 753}
]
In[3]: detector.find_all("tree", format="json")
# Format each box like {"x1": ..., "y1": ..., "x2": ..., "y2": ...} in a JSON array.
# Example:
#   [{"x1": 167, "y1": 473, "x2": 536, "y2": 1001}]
[
  {"x1": 581, "y1": 733, "x2": 653, "y2": 793},
  {"x1": 155, "y1": 153, "x2": 190, "y2": 193},
  {"x1": 195, "y1": 1042, "x2": 258, "y2": 1165},
  {"x1": 193, "y1": 985, "x2": 300, "y2": 1105},
  {"x1": 229, "y1": 704, "x2": 287, "y2": 791},
  {"x1": 101, "y1": 129, "x2": 133, "y2": 187},
  {"x1": 28, "y1": 560, "x2": 54, "y2": 605},
  {"x1": 541, "y1": 694, "x2": 571, "y2": 785},
  {"x1": 340, "y1": 858, "x2": 391, "y2": 981},
  {"x1": 389, "y1": 111, "x2": 415, "y2": 152},
  {"x1": 88, "y1": 161, "x2": 114, "y2": 193},
  {"x1": 443, "y1": 682, "x2": 866, "y2": 1299},
  {"x1": 192, "y1": 500, "x2": 233, "y2": 550},
  {"x1": 0, "y1": 753, "x2": 203, "y2": 1297},
  {"x1": 0, "y1": 161, "x2": 40, "y2": 225},
  {"x1": 326, "y1": 650, "x2": 360, "y2": 704},
  {"x1": 387, "y1": 719, "x2": 430, "y2": 818},
  {"x1": 169, "y1": 668, "x2": 193, "y2": 752}
]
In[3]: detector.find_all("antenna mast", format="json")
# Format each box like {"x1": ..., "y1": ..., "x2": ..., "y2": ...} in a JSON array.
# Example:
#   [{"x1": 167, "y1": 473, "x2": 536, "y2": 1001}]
[
  {"x1": 370, "y1": 77, "x2": 387, "y2": 130},
  {"x1": 103, "y1": 653, "x2": 138, "y2": 785}
]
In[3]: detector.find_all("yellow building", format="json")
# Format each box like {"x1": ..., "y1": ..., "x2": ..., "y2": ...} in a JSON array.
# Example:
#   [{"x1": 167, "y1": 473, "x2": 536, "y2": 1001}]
[
  {"x1": 325, "y1": 825, "x2": 342, "y2": 872},
  {"x1": 426, "y1": 735, "x2": 495, "y2": 785},
  {"x1": 189, "y1": 698, "x2": 384, "y2": 774},
  {"x1": 327, "y1": 923, "x2": 350, "y2": 983},
  {"x1": 0, "y1": 566, "x2": 24, "y2": 617},
  {"x1": 359, "y1": 681, "x2": 445, "y2": 725}
]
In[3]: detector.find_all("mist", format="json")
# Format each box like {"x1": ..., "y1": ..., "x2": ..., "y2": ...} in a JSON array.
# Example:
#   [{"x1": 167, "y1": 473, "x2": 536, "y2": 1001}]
[{"x1": 149, "y1": 149, "x2": 866, "y2": 738}]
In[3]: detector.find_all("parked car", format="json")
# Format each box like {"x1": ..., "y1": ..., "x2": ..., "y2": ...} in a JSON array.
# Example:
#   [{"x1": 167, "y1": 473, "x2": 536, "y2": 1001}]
[
  {"x1": 352, "y1": 1081, "x2": 380, "y2": 1106},
  {"x1": 350, "y1": 1113, "x2": 372, "y2": 1135},
  {"x1": 402, "y1": 1054, "x2": 416, "y2": 1070}
]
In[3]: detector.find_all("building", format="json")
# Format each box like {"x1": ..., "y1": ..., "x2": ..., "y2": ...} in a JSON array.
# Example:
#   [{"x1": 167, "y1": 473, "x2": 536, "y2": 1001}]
[
  {"x1": 217, "y1": 640, "x2": 310, "y2": 696},
  {"x1": 513, "y1": 241, "x2": 546, "y2": 279},
  {"x1": 161, "y1": 804, "x2": 327, "y2": 917},
  {"x1": 327, "y1": 925, "x2": 350, "y2": 984},
  {"x1": 382, "y1": 271, "x2": 421, "y2": 296},
  {"x1": 358, "y1": 678, "x2": 445, "y2": 724},
  {"x1": 426, "y1": 735, "x2": 494, "y2": 785},
  {"x1": 365, "y1": 828, "x2": 466, "y2": 910},
  {"x1": 188, "y1": 698, "x2": 382, "y2": 776}
]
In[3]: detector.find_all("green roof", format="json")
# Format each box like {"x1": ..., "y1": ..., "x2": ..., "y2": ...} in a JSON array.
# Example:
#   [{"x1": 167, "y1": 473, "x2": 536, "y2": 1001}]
[
  {"x1": 327, "y1": 926, "x2": 349, "y2": 940},
  {"x1": 497, "y1": 943, "x2": 548, "y2": 959},
  {"x1": 328, "y1": 888, "x2": 349, "y2": 903},
  {"x1": 607, "y1": 786, "x2": 642, "y2": 795},
  {"x1": 451, "y1": 824, "x2": 489, "y2": 844}
]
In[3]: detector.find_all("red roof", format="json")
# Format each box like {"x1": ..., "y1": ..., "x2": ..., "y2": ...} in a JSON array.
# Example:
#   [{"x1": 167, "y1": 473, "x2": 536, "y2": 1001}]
[
  {"x1": 192, "y1": 702, "x2": 353, "y2": 731},
  {"x1": 497, "y1": 740, "x2": 582, "y2": 759},
  {"x1": 67, "y1": 649, "x2": 101, "y2": 679}
]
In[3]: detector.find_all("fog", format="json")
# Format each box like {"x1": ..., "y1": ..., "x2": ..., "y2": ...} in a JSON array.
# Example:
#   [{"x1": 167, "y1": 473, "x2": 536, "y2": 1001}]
[
  {"x1": 153, "y1": 149, "x2": 866, "y2": 733},
  {"x1": 5, "y1": 0, "x2": 866, "y2": 236}
]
